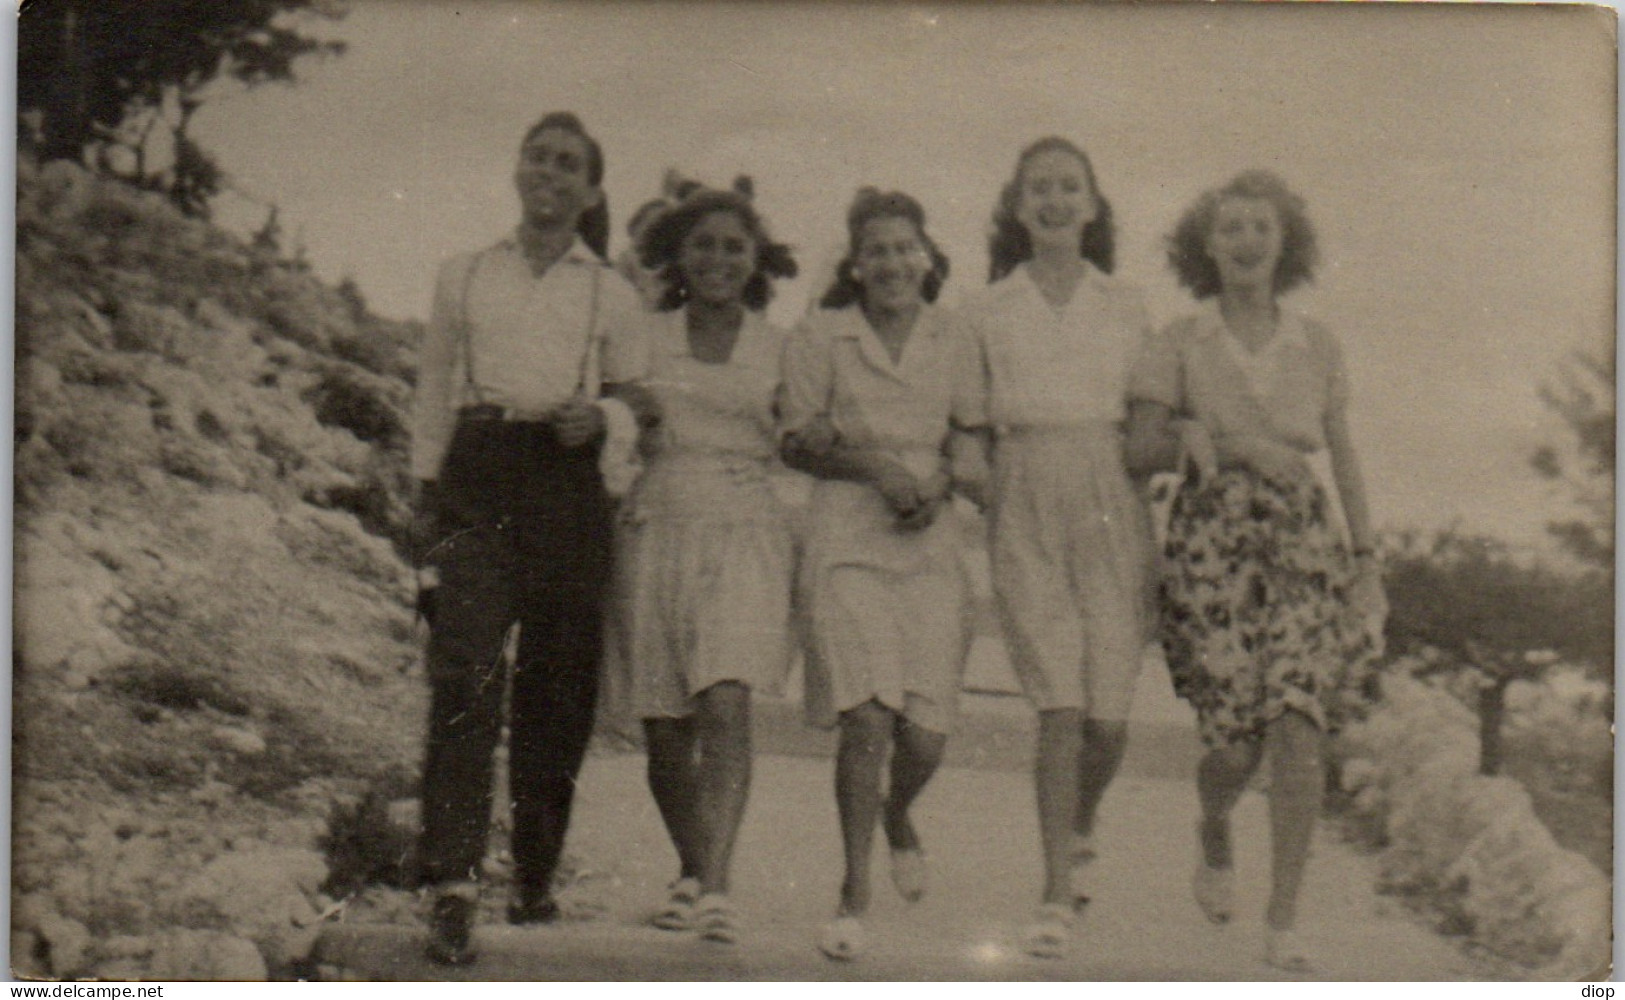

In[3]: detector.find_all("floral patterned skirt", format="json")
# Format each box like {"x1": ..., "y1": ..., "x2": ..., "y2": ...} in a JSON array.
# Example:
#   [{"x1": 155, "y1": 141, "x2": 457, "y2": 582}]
[{"x1": 1157, "y1": 468, "x2": 1376, "y2": 748}]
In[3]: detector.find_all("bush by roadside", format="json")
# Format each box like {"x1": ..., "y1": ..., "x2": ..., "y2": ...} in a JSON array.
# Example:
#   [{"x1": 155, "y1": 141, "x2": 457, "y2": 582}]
[{"x1": 1335, "y1": 667, "x2": 1610, "y2": 979}]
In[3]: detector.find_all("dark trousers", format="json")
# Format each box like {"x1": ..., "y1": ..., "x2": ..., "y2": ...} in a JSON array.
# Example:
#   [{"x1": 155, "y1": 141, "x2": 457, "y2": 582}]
[{"x1": 417, "y1": 416, "x2": 613, "y2": 898}]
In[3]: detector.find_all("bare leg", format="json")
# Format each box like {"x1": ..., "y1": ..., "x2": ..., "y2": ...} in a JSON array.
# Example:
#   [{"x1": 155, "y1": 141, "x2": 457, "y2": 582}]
[
  {"x1": 1035, "y1": 708, "x2": 1084, "y2": 905},
  {"x1": 643, "y1": 717, "x2": 702, "y2": 881},
  {"x1": 882, "y1": 711, "x2": 946, "y2": 852},
  {"x1": 1073, "y1": 717, "x2": 1130, "y2": 840},
  {"x1": 834, "y1": 700, "x2": 893, "y2": 917},
  {"x1": 1196, "y1": 737, "x2": 1263, "y2": 869},
  {"x1": 1263, "y1": 709, "x2": 1324, "y2": 930},
  {"x1": 694, "y1": 681, "x2": 752, "y2": 896}
]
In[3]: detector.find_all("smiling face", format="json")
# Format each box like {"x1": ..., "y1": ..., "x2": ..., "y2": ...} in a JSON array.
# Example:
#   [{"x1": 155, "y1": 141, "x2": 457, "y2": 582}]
[
  {"x1": 677, "y1": 210, "x2": 757, "y2": 307},
  {"x1": 852, "y1": 215, "x2": 929, "y2": 314},
  {"x1": 513, "y1": 127, "x2": 601, "y2": 232},
  {"x1": 1014, "y1": 147, "x2": 1098, "y2": 253},
  {"x1": 1206, "y1": 195, "x2": 1284, "y2": 294}
]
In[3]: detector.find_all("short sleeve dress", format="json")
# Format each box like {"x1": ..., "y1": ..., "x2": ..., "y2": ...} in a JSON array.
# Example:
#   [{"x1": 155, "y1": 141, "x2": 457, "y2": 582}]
[
  {"x1": 779, "y1": 304, "x2": 982, "y2": 734},
  {"x1": 600, "y1": 309, "x2": 796, "y2": 729},
  {"x1": 961, "y1": 264, "x2": 1159, "y2": 722},
  {"x1": 1129, "y1": 302, "x2": 1377, "y2": 747}
]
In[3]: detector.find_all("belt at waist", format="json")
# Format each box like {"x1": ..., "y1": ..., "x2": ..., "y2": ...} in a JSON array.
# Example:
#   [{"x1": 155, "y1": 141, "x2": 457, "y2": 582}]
[
  {"x1": 458, "y1": 402, "x2": 556, "y2": 424},
  {"x1": 995, "y1": 420, "x2": 1123, "y2": 439}
]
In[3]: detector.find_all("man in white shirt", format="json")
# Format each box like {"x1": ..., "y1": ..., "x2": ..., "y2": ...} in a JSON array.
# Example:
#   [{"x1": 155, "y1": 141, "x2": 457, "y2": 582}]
[{"x1": 410, "y1": 112, "x2": 653, "y2": 966}]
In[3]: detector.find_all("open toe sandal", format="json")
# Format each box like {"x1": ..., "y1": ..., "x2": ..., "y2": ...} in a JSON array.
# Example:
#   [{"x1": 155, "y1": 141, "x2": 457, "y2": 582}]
[
  {"x1": 1021, "y1": 902, "x2": 1075, "y2": 960},
  {"x1": 652, "y1": 877, "x2": 701, "y2": 931},
  {"x1": 694, "y1": 894, "x2": 739, "y2": 945}
]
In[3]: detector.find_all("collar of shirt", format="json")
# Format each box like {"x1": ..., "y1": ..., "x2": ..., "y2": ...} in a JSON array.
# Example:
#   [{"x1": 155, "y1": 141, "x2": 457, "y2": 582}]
[
  {"x1": 497, "y1": 231, "x2": 605, "y2": 276},
  {"x1": 1191, "y1": 299, "x2": 1309, "y2": 353},
  {"x1": 1194, "y1": 300, "x2": 1314, "y2": 412},
  {"x1": 1012, "y1": 259, "x2": 1111, "y2": 312},
  {"x1": 829, "y1": 303, "x2": 944, "y2": 384},
  {"x1": 654, "y1": 308, "x2": 776, "y2": 368}
]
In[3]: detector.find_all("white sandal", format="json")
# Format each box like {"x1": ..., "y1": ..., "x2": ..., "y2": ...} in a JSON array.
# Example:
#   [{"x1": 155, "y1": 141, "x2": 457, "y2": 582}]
[
  {"x1": 1193, "y1": 861, "x2": 1235, "y2": 925},
  {"x1": 889, "y1": 847, "x2": 927, "y2": 903},
  {"x1": 651, "y1": 877, "x2": 700, "y2": 931},
  {"x1": 818, "y1": 915, "x2": 866, "y2": 961},
  {"x1": 694, "y1": 893, "x2": 738, "y2": 945},
  {"x1": 1265, "y1": 926, "x2": 1312, "y2": 972},
  {"x1": 1021, "y1": 902, "x2": 1075, "y2": 960}
]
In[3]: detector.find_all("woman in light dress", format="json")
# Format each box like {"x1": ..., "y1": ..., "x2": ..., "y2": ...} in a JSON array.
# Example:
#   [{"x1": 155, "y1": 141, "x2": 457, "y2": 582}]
[
  {"x1": 603, "y1": 184, "x2": 799, "y2": 944},
  {"x1": 1126, "y1": 170, "x2": 1384, "y2": 971},
  {"x1": 959, "y1": 137, "x2": 1162, "y2": 958},
  {"x1": 779, "y1": 188, "x2": 984, "y2": 962}
]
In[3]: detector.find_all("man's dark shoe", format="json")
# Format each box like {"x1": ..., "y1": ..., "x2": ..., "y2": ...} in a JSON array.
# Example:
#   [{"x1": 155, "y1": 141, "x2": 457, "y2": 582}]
[
  {"x1": 425, "y1": 884, "x2": 478, "y2": 966},
  {"x1": 506, "y1": 893, "x2": 561, "y2": 926}
]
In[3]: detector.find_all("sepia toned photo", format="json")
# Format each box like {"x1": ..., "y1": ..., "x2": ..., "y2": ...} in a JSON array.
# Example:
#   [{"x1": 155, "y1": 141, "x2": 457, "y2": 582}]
[{"x1": 11, "y1": 0, "x2": 1616, "y2": 982}]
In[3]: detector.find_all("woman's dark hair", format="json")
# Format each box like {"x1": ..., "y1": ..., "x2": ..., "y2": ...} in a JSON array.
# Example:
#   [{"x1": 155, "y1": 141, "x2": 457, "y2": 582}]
[
  {"x1": 637, "y1": 182, "x2": 798, "y2": 312},
  {"x1": 987, "y1": 136, "x2": 1115, "y2": 283},
  {"x1": 626, "y1": 197, "x2": 671, "y2": 239},
  {"x1": 818, "y1": 188, "x2": 951, "y2": 310},
  {"x1": 1166, "y1": 169, "x2": 1318, "y2": 299},
  {"x1": 520, "y1": 111, "x2": 610, "y2": 260}
]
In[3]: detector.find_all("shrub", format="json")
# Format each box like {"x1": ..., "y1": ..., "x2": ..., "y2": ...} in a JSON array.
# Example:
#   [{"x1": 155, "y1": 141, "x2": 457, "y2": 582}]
[
  {"x1": 103, "y1": 662, "x2": 252, "y2": 717},
  {"x1": 301, "y1": 366, "x2": 406, "y2": 449},
  {"x1": 319, "y1": 767, "x2": 421, "y2": 897},
  {"x1": 1383, "y1": 529, "x2": 1613, "y2": 775}
]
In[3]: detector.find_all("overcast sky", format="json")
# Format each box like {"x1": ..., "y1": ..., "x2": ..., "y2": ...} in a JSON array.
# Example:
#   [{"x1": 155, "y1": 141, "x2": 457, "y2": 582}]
[{"x1": 195, "y1": 1, "x2": 1617, "y2": 553}]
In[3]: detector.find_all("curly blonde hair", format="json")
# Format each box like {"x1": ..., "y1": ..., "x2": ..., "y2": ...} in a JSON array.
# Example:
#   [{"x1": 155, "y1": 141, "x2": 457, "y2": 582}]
[{"x1": 1166, "y1": 170, "x2": 1319, "y2": 299}]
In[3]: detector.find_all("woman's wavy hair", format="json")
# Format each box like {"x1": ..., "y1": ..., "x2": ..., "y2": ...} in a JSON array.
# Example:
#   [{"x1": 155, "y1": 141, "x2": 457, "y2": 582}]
[
  {"x1": 818, "y1": 187, "x2": 951, "y2": 310},
  {"x1": 520, "y1": 111, "x2": 610, "y2": 261},
  {"x1": 637, "y1": 177, "x2": 798, "y2": 312},
  {"x1": 1166, "y1": 170, "x2": 1319, "y2": 299},
  {"x1": 987, "y1": 136, "x2": 1115, "y2": 283},
  {"x1": 625, "y1": 169, "x2": 707, "y2": 240}
]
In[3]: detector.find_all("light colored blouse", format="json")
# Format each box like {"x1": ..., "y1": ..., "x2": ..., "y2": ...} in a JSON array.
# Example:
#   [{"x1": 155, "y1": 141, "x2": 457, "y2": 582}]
[
  {"x1": 642, "y1": 309, "x2": 784, "y2": 462},
  {"x1": 625, "y1": 309, "x2": 787, "y2": 526},
  {"x1": 1130, "y1": 301, "x2": 1349, "y2": 453},
  {"x1": 961, "y1": 263, "x2": 1154, "y2": 428},
  {"x1": 410, "y1": 235, "x2": 647, "y2": 479},
  {"x1": 780, "y1": 304, "x2": 986, "y2": 481}
]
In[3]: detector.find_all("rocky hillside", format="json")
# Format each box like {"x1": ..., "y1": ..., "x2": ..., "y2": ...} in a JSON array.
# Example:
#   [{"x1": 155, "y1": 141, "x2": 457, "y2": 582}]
[{"x1": 13, "y1": 158, "x2": 432, "y2": 979}]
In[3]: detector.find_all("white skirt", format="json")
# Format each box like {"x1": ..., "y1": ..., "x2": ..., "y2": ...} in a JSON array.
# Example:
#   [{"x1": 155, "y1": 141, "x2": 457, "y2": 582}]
[
  {"x1": 989, "y1": 423, "x2": 1155, "y2": 720},
  {"x1": 798, "y1": 479, "x2": 972, "y2": 734},
  {"x1": 601, "y1": 454, "x2": 795, "y2": 732}
]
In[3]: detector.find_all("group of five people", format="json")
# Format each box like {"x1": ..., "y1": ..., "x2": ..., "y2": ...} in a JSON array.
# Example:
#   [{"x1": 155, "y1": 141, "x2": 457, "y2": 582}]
[{"x1": 408, "y1": 111, "x2": 1385, "y2": 973}]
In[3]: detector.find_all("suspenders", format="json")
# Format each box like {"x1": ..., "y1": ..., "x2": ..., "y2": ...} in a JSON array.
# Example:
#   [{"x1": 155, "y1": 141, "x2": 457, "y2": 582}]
[
  {"x1": 457, "y1": 249, "x2": 488, "y2": 407},
  {"x1": 455, "y1": 246, "x2": 605, "y2": 415},
  {"x1": 576, "y1": 265, "x2": 605, "y2": 399}
]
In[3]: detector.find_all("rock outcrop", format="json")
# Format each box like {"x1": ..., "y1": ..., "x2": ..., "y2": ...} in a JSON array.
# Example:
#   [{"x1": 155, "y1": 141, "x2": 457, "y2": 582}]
[{"x1": 14, "y1": 157, "x2": 429, "y2": 979}]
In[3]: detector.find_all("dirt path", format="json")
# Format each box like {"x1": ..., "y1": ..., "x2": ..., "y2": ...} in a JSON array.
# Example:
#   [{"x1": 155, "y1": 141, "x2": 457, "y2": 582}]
[{"x1": 316, "y1": 745, "x2": 1489, "y2": 980}]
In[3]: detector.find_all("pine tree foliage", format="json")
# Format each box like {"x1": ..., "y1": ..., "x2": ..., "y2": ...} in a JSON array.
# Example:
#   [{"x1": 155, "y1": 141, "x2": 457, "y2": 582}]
[
  {"x1": 18, "y1": 0, "x2": 346, "y2": 215},
  {"x1": 1530, "y1": 348, "x2": 1614, "y2": 569}
]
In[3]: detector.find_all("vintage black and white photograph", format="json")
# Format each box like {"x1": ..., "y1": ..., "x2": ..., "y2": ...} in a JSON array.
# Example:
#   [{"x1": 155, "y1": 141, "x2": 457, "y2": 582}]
[{"x1": 11, "y1": 0, "x2": 1616, "y2": 982}]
